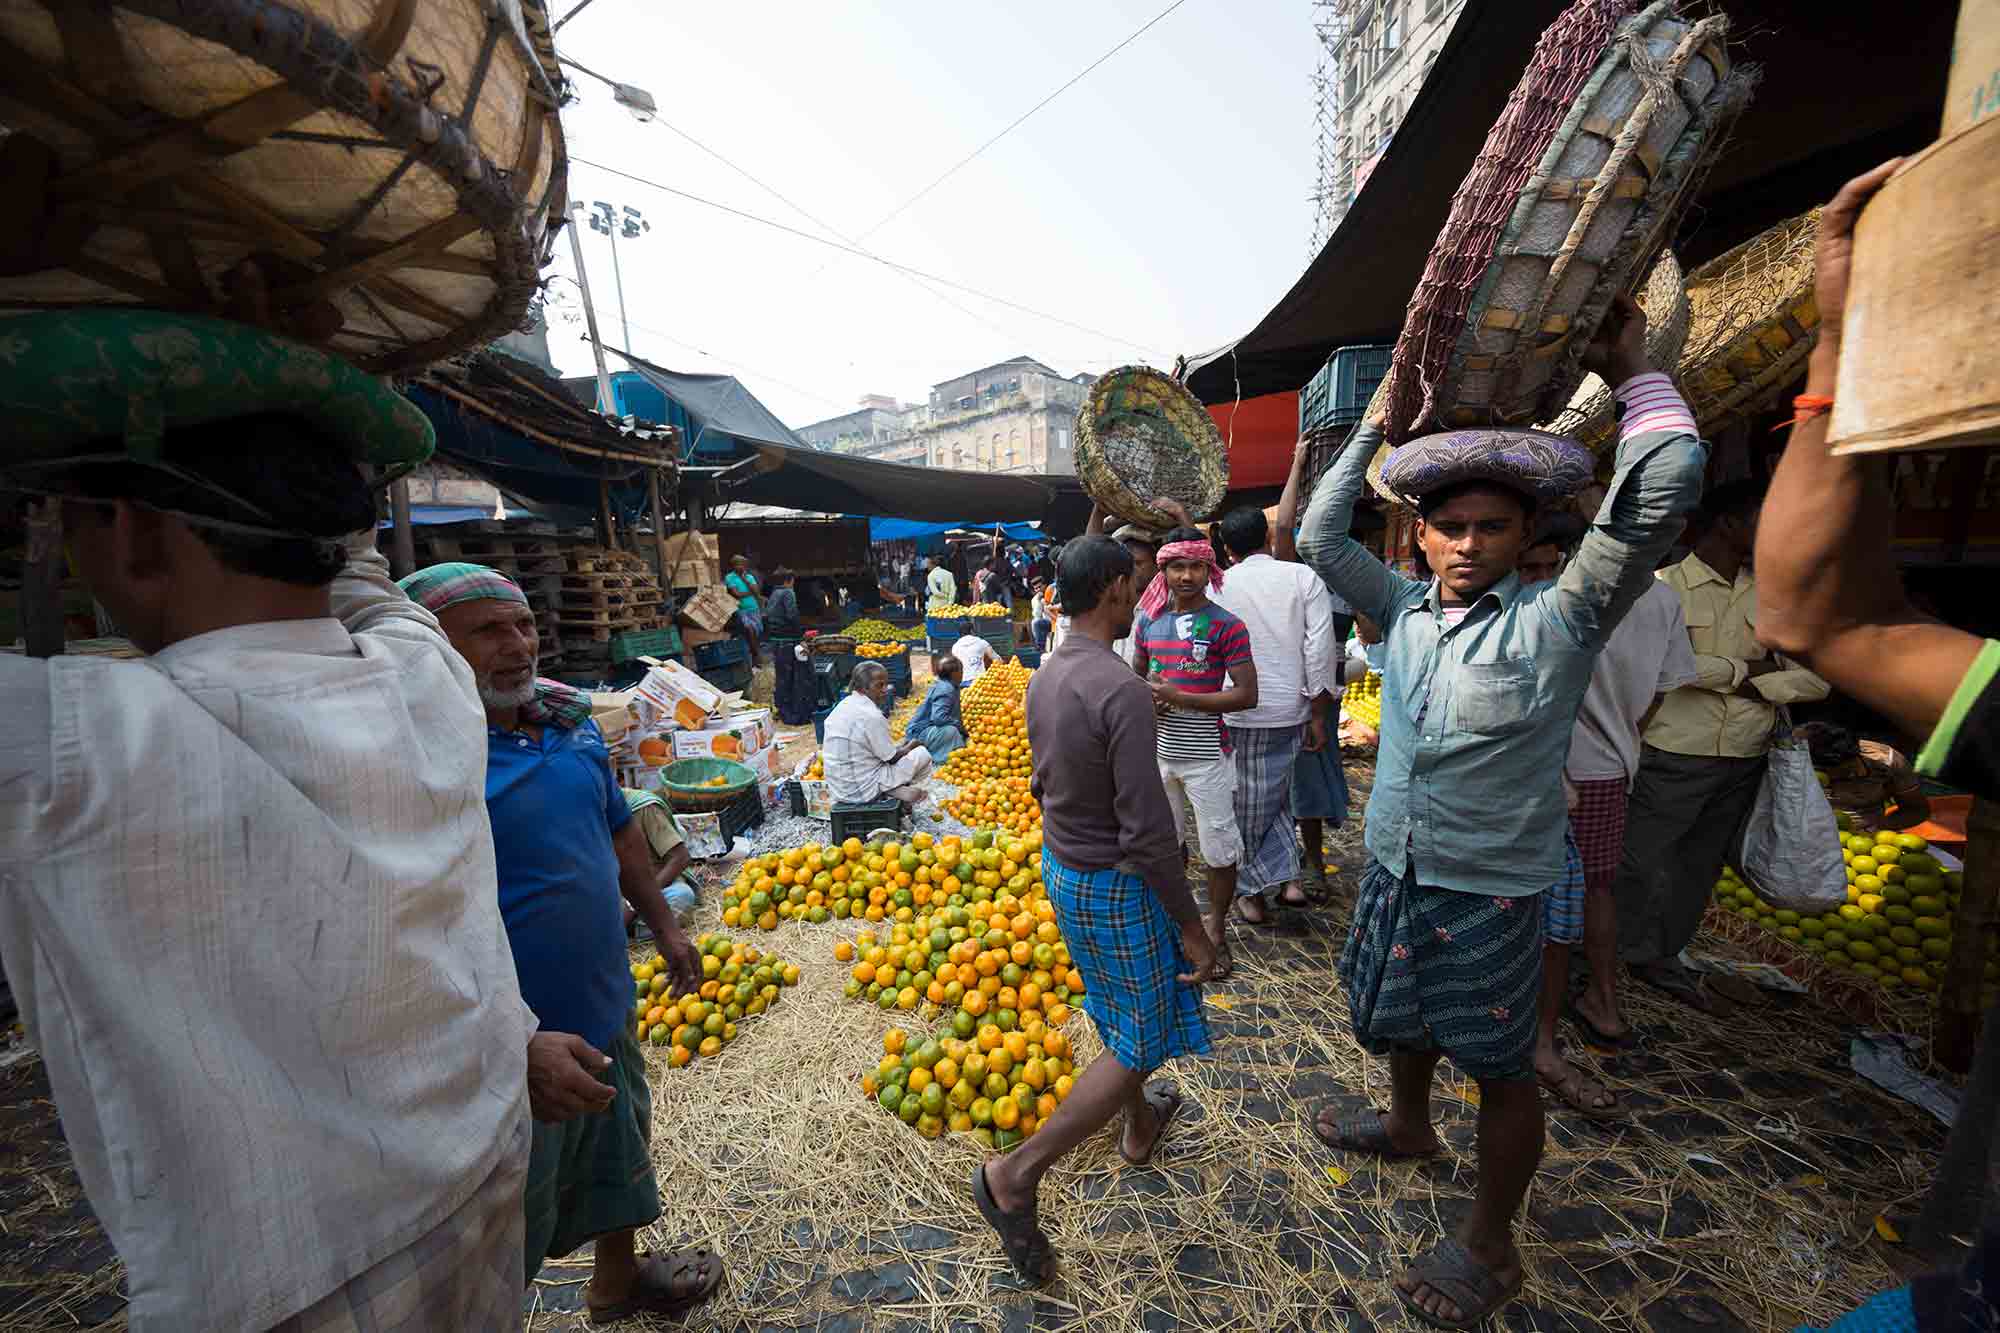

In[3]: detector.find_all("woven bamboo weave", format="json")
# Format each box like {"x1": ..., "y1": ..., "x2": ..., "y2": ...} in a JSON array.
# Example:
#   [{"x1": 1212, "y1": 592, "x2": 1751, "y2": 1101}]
[
  {"x1": 1074, "y1": 365, "x2": 1229, "y2": 529},
  {"x1": 1677, "y1": 208, "x2": 1821, "y2": 435},
  {"x1": 0, "y1": 0, "x2": 569, "y2": 373},
  {"x1": 1540, "y1": 247, "x2": 1690, "y2": 453}
]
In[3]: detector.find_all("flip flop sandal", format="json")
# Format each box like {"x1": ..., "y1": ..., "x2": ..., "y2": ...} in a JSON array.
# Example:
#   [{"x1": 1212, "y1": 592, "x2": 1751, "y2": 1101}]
[
  {"x1": 973, "y1": 1163, "x2": 1055, "y2": 1285},
  {"x1": 1310, "y1": 1105, "x2": 1439, "y2": 1161},
  {"x1": 1538, "y1": 1063, "x2": 1625, "y2": 1122},
  {"x1": 1564, "y1": 996, "x2": 1638, "y2": 1052},
  {"x1": 1119, "y1": 1082, "x2": 1186, "y2": 1166},
  {"x1": 1395, "y1": 1237, "x2": 1524, "y2": 1330},
  {"x1": 586, "y1": 1247, "x2": 723, "y2": 1324}
]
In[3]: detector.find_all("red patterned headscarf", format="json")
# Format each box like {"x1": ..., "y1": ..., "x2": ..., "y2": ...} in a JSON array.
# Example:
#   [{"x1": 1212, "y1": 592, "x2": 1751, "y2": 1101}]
[{"x1": 1137, "y1": 539, "x2": 1223, "y2": 619}]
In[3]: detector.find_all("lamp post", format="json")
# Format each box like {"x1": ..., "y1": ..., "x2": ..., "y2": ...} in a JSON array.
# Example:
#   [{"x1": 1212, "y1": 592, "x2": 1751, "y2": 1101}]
[{"x1": 586, "y1": 200, "x2": 650, "y2": 354}]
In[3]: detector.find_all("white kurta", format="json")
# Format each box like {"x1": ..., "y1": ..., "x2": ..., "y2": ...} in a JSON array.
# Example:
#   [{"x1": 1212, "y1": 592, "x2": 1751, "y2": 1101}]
[{"x1": 0, "y1": 538, "x2": 533, "y2": 1331}]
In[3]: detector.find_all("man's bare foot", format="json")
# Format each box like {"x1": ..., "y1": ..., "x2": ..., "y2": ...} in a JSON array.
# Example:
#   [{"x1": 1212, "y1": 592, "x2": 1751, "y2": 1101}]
[
  {"x1": 1234, "y1": 894, "x2": 1269, "y2": 925},
  {"x1": 1573, "y1": 988, "x2": 1631, "y2": 1045},
  {"x1": 1395, "y1": 1235, "x2": 1523, "y2": 1327},
  {"x1": 1205, "y1": 912, "x2": 1234, "y2": 979},
  {"x1": 983, "y1": 1154, "x2": 1034, "y2": 1216}
]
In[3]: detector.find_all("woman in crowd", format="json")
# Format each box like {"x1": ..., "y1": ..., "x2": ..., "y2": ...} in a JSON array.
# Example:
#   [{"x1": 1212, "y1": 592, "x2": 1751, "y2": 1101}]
[{"x1": 905, "y1": 654, "x2": 969, "y2": 764}]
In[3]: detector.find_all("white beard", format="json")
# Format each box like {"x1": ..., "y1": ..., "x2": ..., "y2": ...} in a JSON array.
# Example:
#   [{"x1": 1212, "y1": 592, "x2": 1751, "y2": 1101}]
[{"x1": 477, "y1": 673, "x2": 537, "y2": 711}]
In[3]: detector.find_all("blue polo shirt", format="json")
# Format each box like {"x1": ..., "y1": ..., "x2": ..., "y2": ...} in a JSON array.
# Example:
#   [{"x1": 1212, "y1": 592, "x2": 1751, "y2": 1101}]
[{"x1": 485, "y1": 718, "x2": 633, "y2": 1051}]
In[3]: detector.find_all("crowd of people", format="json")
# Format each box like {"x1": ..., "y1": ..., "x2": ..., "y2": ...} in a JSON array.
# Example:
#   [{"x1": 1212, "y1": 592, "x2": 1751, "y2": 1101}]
[{"x1": 0, "y1": 165, "x2": 1994, "y2": 1333}]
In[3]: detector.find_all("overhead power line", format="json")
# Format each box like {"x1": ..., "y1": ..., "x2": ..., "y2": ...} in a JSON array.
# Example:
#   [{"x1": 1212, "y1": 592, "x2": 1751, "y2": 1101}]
[{"x1": 567, "y1": 154, "x2": 1169, "y2": 356}]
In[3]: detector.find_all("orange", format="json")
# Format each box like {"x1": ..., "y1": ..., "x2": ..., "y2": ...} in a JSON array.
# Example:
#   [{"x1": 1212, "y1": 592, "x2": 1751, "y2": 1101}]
[
  {"x1": 991, "y1": 1096, "x2": 1021, "y2": 1130},
  {"x1": 1036, "y1": 1093, "x2": 1058, "y2": 1121},
  {"x1": 976, "y1": 1024, "x2": 1002, "y2": 1053},
  {"x1": 669, "y1": 1045, "x2": 693, "y2": 1068},
  {"x1": 852, "y1": 962, "x2": 876, "y2": 985},
  {"x1": 834, "y1": 941, "x2": 854, "y2": 963},
  {"x1": 1003, "y1": 1031, "x2": 1030, "y2": 1062},
  {"x1": 1046, "y1": 1003, "x2": 1071, "y2": 1027},
  {"x1": 884, "y1": 1029, "x2": 908, "y2": 1055}
]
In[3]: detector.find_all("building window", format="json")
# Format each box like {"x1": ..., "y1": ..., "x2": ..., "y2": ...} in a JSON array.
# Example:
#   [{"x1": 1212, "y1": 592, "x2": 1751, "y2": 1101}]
[
  {"x1": 1007, "y1": 429, "x2": 1021, "y2": 468},
  {"x1": 1363, "y1": 114, "x2": 1376, "y2": 153},
  {"x1": 1343, "y1": 56, "x2": 1358, "y2": 104},
  {"x1": 1385, "y1": 1, "x2": 1403, "y2": 52},
  {"x1": 1423, "y1": 47, "x2": 1439, "y2": 81}
]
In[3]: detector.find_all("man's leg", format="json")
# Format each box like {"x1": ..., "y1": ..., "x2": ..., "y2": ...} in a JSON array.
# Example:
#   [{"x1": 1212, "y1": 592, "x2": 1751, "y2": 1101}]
[
  {"x1": 984, "y1": 1053, "x2": 1147, "y2": 1217},
  {"x1": 1398, "y1": 1076, "x2": 1543, "y2": 1324},
  {"x1": 1573, "y1": 779, "x2": 1632, "y2": 1041},
  {"x1": 1188, "y1": 757, "x2": 1243, "y2": 963},
  {"x1": 1298, "y1": 817, "x2": 1325, "y2": 885}
]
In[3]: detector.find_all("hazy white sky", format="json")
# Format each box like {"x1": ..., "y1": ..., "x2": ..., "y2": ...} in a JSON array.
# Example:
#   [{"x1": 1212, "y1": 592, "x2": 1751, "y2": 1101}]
[{"x1": 543, "y1": 1, "x2": 1317, "y2": 429}]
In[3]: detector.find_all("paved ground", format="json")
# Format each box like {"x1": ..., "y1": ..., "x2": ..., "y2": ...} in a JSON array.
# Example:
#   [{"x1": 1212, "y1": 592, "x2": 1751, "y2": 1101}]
[{"x1": 0, "y1": 751, "x2": 1955, "y2": 1331}]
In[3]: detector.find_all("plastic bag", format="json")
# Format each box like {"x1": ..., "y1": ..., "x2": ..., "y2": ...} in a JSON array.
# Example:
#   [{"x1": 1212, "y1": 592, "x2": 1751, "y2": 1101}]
[{"x1": 1736, "y1": 712, "x2": 1847, "y2": 914}]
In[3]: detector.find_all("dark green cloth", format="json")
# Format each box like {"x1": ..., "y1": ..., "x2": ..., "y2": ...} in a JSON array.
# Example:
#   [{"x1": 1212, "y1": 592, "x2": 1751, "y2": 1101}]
[
  {"x1": 1, "y1": 308, "x2": 433, "y2": 466},
  {"x1": 523, "y1": 1028, "x2": 660, "y2": 1274}
]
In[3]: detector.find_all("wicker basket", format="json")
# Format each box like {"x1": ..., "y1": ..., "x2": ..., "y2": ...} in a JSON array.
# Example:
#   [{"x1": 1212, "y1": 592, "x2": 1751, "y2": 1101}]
[
  {"x1": 1074, "y1": 366, "x2": 1228, "y2": 529},
  {"x1": 1538, "y1": 248, "x2": 1691, "y2": 453},
  {"x1": 1382, "y1": 1, "x2": 1750, "y2": 445},
  {"x1": 1677, "y1": 209, "x2": 1822, "y2": 436},
  {"x1": 0, "y1": 0, "x2": 569, "y2": 374},
  {"x1": 657, "y1": 757, "x2": 758, "y2": 812}
]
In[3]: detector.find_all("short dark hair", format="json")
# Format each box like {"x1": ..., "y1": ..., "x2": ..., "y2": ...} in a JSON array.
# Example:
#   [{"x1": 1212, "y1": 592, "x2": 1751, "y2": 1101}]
[
  {"x1": 771, "y1": 566, "x2": 795, "y2": 586},
  {"x1": 59, "y1": 413, "x2": 374, "y2": 587},
  {"x1": 1158, "y1": 525, "x2": 1206, "y2": 547},
  {"x1": 932, "y1": 653, "x2": 962, "y2": 678},
  {"x1": 1056, "y1": 534, "x2": 1134, "y2": 616},
  {"x1": 1415, "y1": 480, "x2": 1536, "y2": 523},
  {"x1": 1701, "y1": 479, "x2": 1765, "y2": 526},
  {"x1": 1218, "y1": 506, "x2": 1269, "y2": 558}
]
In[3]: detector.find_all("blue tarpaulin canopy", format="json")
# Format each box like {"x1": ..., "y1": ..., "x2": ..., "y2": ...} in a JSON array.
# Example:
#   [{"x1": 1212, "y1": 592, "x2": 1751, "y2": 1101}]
[
  {"x1": 865, "y1": 518, "x2": 1045, "y2": 543},
  {"x1": 376, "y1": 503, "x2": 539, "y2": 528}
]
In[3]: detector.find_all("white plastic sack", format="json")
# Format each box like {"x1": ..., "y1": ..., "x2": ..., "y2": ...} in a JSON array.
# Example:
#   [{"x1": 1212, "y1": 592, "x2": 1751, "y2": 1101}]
[{"x1": 1736, "y1": 734, "x2": 1847, "y2": 914}]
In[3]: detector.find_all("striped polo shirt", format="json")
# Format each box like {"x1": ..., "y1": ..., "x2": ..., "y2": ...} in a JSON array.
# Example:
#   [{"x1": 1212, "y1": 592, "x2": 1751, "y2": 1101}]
[{"x1": 1135, "y1": 602, "x2": 1252, "y2": 760}]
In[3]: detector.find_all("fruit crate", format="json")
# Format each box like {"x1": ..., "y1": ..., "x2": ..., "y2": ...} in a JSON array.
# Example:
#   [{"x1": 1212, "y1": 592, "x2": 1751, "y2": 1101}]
[
  {"x1": 693, "y1": 637, "x2": 750, "y2": 671},
  {"x1": 610, "y1": 625, "x2": 681, "y2": 663},
  {"x1": 925, "y1": 615, "x2": 970, "y2": 640},
  {"x1": 716, "y1": 782, "x2": 765, "y2": 842},
  {"x1": 699, "y1": 661, "x2": 753, "y2": 695},
  {"x1": 1300, "y1": 343, "x2": 1393, "y2": 434},
  {"x1": 1014, "y1": 647, "x2": 1042, "y2": 669},
  {"x1": 812, "y1": 705, "x2": 835, "y2": 743}
]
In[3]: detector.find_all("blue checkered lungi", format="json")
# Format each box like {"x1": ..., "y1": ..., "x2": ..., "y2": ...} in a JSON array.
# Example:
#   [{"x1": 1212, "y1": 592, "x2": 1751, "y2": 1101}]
[
  {"x1": 1338, "y1": 861, "x2": 1543, "y2": 1081},
  {"x1": 1542, "y1": 827, "x2": 1585, "y2": 946},
  {"x1": 1231, "y1": 724, "x2": 1304, "y2": 894},
  {"x1": 1041, "y1": 849, "x2": 1211, "y2": 1073}
]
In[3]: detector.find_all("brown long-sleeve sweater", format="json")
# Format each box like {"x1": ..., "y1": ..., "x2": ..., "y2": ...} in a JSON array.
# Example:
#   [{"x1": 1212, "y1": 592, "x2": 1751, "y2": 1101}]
[{"x1": 1026, "y1": 634, "x2": 1200, "y2": 926}]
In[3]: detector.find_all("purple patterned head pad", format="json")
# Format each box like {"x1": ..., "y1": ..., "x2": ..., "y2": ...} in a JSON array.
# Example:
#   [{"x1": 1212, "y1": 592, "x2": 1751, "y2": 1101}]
[{"x1": 1381, "y1": 428, "x2": 1594, "y2": 510}]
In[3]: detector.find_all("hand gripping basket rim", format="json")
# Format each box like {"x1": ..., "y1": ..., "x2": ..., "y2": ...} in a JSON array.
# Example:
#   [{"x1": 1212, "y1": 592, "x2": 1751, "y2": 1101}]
[
  {"x1": 0, "y1": 0, "x2": 570, "y2": 375},
  {"x1": 1537, "y1": 247, "x2": 1692, "y2": 452},
  {"x1": 1074, "y1": 365, "x2": 1229, "y2": 529}
]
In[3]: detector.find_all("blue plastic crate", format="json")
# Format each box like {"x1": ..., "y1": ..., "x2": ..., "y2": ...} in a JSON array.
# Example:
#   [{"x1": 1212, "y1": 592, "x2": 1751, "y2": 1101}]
[
  {"x1": 693, "y1": 637, "x2": 750, "y2": 670},
  {"x1": 1301, "y1": 344, "x2": 1393, "y2": 433},
  {"x1": 926, "y1": 615, "x2": 970, "y2": 639}
]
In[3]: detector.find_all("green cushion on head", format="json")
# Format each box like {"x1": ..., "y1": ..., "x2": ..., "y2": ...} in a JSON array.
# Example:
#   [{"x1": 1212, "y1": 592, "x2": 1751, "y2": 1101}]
[{"x1": 0, "y1": 309, "x2": 434, "y2": 468}]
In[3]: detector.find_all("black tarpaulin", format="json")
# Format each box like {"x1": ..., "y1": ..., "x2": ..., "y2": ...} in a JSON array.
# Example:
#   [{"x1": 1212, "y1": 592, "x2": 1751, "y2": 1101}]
[{"x1": 1183, "y1": 0, "x2": 1955, "y2": 406}]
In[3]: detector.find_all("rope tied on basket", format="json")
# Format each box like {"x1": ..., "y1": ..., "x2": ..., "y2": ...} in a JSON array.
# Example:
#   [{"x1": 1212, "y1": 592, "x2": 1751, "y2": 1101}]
[{"x1": 1136, "y1": 539, "x2": 1223, "y2": 620}]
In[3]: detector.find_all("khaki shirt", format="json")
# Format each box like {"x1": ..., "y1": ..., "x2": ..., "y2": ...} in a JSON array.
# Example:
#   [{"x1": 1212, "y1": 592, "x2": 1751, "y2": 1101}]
[{"x1": 1643, "y1": 554, "x2": 1830, "y2": 759}]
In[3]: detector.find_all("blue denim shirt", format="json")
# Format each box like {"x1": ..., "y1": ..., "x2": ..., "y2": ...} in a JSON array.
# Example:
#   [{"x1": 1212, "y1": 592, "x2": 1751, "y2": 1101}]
[{"x1": 1298, "y1": 417, "x2": 1706, "y2": 896}]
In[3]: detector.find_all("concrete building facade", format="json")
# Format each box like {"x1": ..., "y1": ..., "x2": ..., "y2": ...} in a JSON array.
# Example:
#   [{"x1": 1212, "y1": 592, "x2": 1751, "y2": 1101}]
[
  {"x1": 789, "y1": 356, "x2": 1093, "y2": 475},
  {"x1": 1312, "y1": 0, "x2": 1465, "y2": 244},
  {"x1": 794, "y1": 394, "x2": 910, "y2": 454}
]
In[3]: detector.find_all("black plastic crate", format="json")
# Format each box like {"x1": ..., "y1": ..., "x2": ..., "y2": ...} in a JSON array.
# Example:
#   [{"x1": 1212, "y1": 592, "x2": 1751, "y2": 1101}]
[
  {"x1": 699, "y1": 661, "x2": 753, "y2": 695},
  {"x1": 717, "y1": 783, "x2": 765, "y2": 842},
  {"x1": 830, "y1": 798, "x2": 905, "y2": 844},
  {"x1": 1301, "y1": 343, "x2": 1392, "y2": 433},
  {"x1": 693, "y1": 637, "x2": 750, "y2": 670}
]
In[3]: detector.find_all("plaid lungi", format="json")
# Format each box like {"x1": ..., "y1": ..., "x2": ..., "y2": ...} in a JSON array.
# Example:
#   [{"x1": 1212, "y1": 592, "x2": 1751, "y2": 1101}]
[
  {"x1": 1568, "y1": 777, "x2": 1629, "y2": 893},
  {"x1": 524, "y1": 1027, "x2": 661, "y2": 1277},
  {"x1": 1338, "y1": 861, "x2": 1544, "y2": 1081},
  {"x1": 1231, "y1": 724, "x2": 1304, "y2": 894},
  {"x1": 276, "y1": 1104, "x2": 530, "y2": 1332},
  {"x1": 1291, "y1": 737, "x2": 1349, "y2": 823},
  {"x1": 1542, "y1": 828, "x2": 1586, "y2": 946},
  {"x1": 1041, "y1": 849, "x2": 1210, "y2": 1073}
]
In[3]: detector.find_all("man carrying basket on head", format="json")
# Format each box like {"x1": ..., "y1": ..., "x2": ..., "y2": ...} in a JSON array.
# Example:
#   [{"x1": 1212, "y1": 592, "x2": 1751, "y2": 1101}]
[{"x1": 1297, "y1": 297, "x2": 1706, "y2": 1329}]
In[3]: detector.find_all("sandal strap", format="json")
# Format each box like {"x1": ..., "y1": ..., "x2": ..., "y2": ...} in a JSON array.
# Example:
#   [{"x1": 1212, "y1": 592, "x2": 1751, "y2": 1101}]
[{"x1": 1407, "y1": 1238, "x2": 1509, "y2": 1308}]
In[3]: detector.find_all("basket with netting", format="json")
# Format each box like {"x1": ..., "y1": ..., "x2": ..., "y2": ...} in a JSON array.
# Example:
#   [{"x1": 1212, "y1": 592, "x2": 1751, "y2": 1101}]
[
  {"x1": 0, "y1": 0, "x2": 570, "y2": 374},
  {"x1": 1676, "y1": 208, "x2": 1821, "y2": 436},
  {"x1": 1538, "y1": 247, "x2": 1690, "y2": 453},
  {"x1": 1074, "y1": 365, "x2": 1229, "y2": 529},
  {"x1": 1377, "y1": 0, "x2": 1752, "y2": 448}
]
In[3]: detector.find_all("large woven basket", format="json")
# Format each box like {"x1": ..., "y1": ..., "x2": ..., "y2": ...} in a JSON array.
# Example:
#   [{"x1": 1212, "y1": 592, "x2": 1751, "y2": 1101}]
[
  {"x1": 1538, "y1": 247, "x2": 1691, "y2": 453},
  {"x1": 1380, "y1": 0, "x2": 1751, "y2": 446},
  {"x1": 1074, "y1": 365, "x2": 1229, "y2": 529},
  {"x1": 657, "y1": 757, "x2": 758, "y2": 813},
  {"x1": 0, "y1": 0, "x2": 569, "y2": 373},
  {"x1": 1677, "y1": 208, "x2": 1820, "y2": 436}
]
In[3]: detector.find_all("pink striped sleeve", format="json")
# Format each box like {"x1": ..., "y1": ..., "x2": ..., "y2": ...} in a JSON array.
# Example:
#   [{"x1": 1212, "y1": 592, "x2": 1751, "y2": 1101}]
[{"x1": 1616, "y1": 371, "x2": 1696, "y2": 442}]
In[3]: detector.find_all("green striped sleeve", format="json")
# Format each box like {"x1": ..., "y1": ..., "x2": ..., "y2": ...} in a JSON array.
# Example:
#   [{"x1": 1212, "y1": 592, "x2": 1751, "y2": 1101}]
[{"x1": 1917, "y1": 638, "x2": 2000, "y2": 777}]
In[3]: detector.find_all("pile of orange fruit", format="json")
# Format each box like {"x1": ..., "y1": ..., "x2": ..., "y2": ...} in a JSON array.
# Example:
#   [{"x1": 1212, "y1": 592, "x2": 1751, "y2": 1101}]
[
  {"x1": 862, "y1": 1021, "x2": 1080, "y2": 1148},
  {"x1": 938, "y1": 659, "x2": 1035, "y2": 797},
  {"x1": 723, "y1": 830, "x2": 1022, "y2": 930},
  {"x1": 631, "y1": 934, "x2": 799, "y2": 1067},
  {"x1": 943, "y1": 776, "x2": 1041, "y2": 834},
  {"x1": 857, "y1": 642, "x2": 907, "y2": 659}
]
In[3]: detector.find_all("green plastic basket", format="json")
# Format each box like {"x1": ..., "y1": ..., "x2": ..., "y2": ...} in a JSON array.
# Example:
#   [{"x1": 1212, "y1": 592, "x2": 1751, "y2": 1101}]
[{"x1": 657, "y1": 757, "x2": 758, "y2": 811}]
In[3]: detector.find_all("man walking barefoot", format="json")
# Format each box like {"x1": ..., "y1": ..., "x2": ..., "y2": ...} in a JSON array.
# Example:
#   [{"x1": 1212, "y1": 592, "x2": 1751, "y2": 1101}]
[
  {"x1": 1297, "y1": 298, "x2": 1705, "y2": 1328},
  {"x1": 973, "y1": 536, "x2": 1217, "y2": 1283}
]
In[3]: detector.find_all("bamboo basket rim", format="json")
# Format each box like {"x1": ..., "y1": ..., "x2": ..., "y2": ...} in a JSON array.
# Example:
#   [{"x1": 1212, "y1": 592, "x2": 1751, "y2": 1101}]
[{"x1": 1074, "y1": 365, "x2": 1229, "y2": 529}]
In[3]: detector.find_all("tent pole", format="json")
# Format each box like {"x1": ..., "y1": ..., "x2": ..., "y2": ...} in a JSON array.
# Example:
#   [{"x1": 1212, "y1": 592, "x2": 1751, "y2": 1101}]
[
  {"x1": 598, "y1": 478, "x2": 616, "y2": 550},
  {"x1": 22, "y1": 498, "x2": 64, "y2": 658},
  {"x1": 647, "y1": 466, "x2": 668, "y2": 585},
  {"x1": 387, "y1": 476, "x2": 416, "y2": 578},
  {"x1": 564, "y1": 205, "x2": 617, "y2": 416}
]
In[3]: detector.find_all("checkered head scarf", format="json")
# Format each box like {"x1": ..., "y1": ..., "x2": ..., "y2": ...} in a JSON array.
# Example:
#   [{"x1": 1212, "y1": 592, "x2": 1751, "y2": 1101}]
[
  {"x1": 1137, "y1": 538, "x2": 1224, "y2": 620},
  {"x1": 398, "y1": 562, "x2": 592, "y2": 727}
]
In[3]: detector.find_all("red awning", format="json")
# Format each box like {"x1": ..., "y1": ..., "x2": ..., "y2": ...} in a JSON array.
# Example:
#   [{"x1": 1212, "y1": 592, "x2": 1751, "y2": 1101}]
[{"x1": 1211, "y1": 391, "x2": 1300, "y2": 490}]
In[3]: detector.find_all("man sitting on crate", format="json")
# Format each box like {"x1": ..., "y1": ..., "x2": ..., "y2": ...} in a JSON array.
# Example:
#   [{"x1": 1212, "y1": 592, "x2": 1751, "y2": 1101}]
[
  {"x1": 1296, "y1": 297, "x2": 1705, "y2": 1329},
  {"x1": 402, "y1": 562, "x2": 723, "y2": 1326},
  {"x1": 824, "y1": 660, "x2": 934, "y2": 808}
]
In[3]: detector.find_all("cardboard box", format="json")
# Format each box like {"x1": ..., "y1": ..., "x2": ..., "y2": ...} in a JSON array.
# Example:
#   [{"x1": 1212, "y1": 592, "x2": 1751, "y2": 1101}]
[
  {"x1": 632, "y1": 657, "x2": 722, "y2": 730},
  {"x1": 669, "y1": 558, "x2": 723, "y2": 591},
  {"x1": 662, "y1": 530, "x2": 719, "y2": 569},
  {"x1": 794, "y1": 778, "x2": 835, "y2": 819},
  {"x1": 680, "y1": 625, "x2": 733, "y2": 650},
  {"x1": 671, "y1": 708, "x2": 773, "y2": 760},
  {"x1": 675, "y1": 811, "x2": 732, "y2": 859},
  {"x1": 1947, "y1": 0, "x2": 2000, "y2": 136},
  {"x1": 678, "y1": 583, "x2": 740, "y2": 634},
  {"x1": 740, "y1": 741, "x2": 780, "y2": 781}
]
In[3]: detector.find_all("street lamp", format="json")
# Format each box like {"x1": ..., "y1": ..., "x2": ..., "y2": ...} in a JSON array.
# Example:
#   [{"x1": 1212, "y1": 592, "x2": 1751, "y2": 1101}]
[{"x1": 586, "y1": 201, "x2": 650, "y2": 353}]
